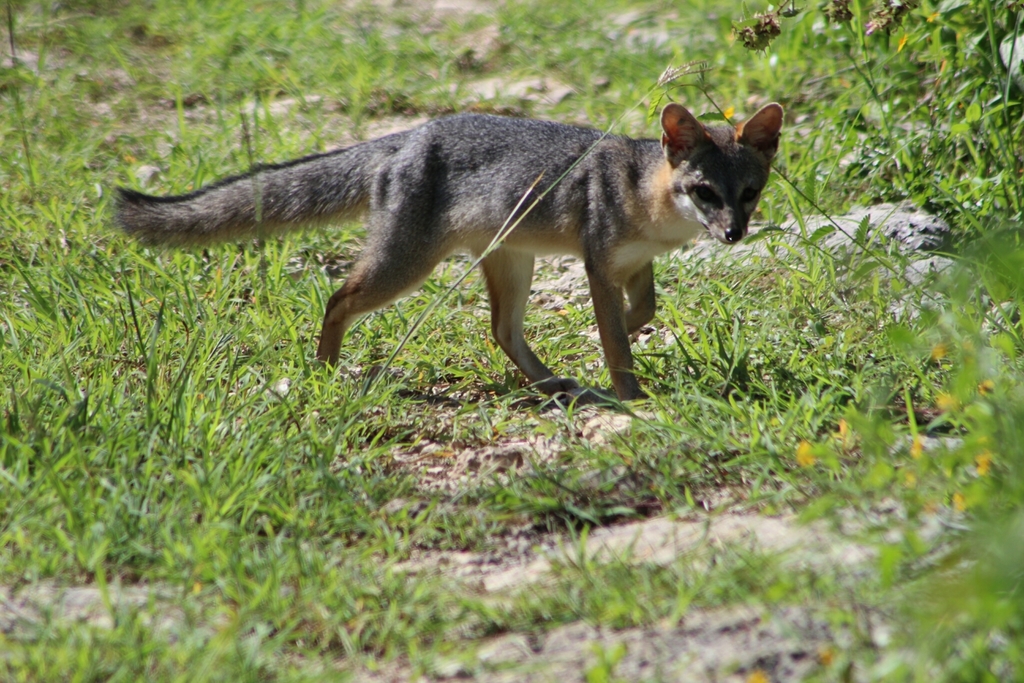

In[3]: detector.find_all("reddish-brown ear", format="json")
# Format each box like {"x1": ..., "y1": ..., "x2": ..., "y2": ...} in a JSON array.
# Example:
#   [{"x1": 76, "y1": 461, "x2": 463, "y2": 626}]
[
  {"x1": 735, "y1": 102, "x2": 784, "y2": 162},
  {"x1": 661, "y1": 103, "x2": 708, "y2": 166}
]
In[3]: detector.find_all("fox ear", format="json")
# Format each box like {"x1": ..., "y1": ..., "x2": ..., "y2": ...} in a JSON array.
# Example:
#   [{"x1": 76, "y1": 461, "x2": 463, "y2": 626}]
[
  {"x1": 661, "y1": 103, "x2": 708, "y2": 166},
  {"x1": 736, "y1": 103, "x2": 784, "y2": 162}
]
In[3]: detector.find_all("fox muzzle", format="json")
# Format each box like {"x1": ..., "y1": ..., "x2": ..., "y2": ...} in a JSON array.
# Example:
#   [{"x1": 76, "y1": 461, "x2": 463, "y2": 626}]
[{"x1": 724, "y1": 226, "x2": 745, "y2": 243}]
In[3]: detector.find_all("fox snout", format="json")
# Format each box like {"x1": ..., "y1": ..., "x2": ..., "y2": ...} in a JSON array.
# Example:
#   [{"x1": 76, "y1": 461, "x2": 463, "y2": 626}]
[
  {"x1": 707, "y1": 210, "x2": 749, "y2": 245},
  {"x1": 723, "y1": 225, "x2": 745, "y2": 244}
]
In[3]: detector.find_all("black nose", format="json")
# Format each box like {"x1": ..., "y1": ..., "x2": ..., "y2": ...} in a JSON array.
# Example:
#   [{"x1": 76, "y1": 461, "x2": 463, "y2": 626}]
[{"x1": 724, "y1": 229, "x2": 743, "y2": 243}]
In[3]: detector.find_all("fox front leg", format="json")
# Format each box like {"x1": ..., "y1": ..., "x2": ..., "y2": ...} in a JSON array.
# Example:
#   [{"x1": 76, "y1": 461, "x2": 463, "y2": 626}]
[{"x1": 586, "y1": 260, "x2": 645, "y2": 401}]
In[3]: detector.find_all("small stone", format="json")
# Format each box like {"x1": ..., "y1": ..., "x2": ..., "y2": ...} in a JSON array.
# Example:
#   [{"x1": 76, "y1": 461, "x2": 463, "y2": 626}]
[
  {"x1": 134, "y1": 165, "x2": 161, "y2": 187},
  {"x1": 482, "y1": 558, "x2": 551, "y2": 592},
  {"x1": 581, "y1": 413, "x2": 634, "y2": 444},
  {"x1": 382, "y1": 498, "x2": 409, "y2": 515},
  {"x1": 1001, "y1": 34, "x2": 1024, "y2": 91},
  {"x1": 269, "y1": 377, "x2": 291, "y2": 397},
  {"x1": 432, "y1": 656, "x2": 471, "y2": 678},
  {"x1": 477, "y1": 633, "x2": 532, "y2": 664}
]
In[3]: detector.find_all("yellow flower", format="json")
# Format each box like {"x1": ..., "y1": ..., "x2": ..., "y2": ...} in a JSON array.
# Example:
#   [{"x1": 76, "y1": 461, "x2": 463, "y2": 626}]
[
  {"x1": 975, "y1": 451, "x2": 992, "y2": 476},
  {"x1": 910, "y1": 435, "x2": 923, "y2": 460},
  {"x1": 953, "y1": 492, "x2": 966, "y2": 512},
  {"x1": 930, "y1": 342, "x2": 948, "y2": 361},
  {"x1": 723, "y1": 105, "x2": 736, "y2": 120},
  {"x1": 897, "y1": 34, "x2": 908, "y2": 53},
  {"x1": 936, "y1": 393, "x2": 961, "y2": 412},
  {"x1": 818, "y1": 645, "x2": 835, "y2": 666},
  {"x1": 747, "y1": 670, "x2": 770, "y2": 683},
  {"x1": 796, "y1": 440, "x2": 816, "y2": 468},
  {"x1": 904, "y1": 471, "x2": 917, "y2": 487},
  {"x1": 978, "y1": 379, "x2": 995, "y2": 395},
  {"x1": 192, "y1": 581, "x2": 202, "y2": 595},
  {"x1": 835, "y1": 419, "x2": 854, "y2": 449}
]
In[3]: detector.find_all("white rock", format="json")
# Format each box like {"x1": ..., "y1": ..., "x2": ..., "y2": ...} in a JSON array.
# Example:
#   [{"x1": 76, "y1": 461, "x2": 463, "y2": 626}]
[{"x1": 134, "y1": 165, "x2": 161, "y2": 187}]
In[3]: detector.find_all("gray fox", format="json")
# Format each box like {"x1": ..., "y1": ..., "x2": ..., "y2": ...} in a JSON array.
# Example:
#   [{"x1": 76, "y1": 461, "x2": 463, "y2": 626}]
[{"x1": 116, "y1": 102, "x2": 783, "y2": 401}]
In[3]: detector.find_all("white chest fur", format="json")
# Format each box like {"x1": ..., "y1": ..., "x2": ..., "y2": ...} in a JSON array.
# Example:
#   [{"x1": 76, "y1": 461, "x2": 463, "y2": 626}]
[
  {"x1": 609, "y1": 190, "x2": 705, "y2": 280},
  {"x1": 609, "y1": 217, "x2": 703, "y2": 280}
]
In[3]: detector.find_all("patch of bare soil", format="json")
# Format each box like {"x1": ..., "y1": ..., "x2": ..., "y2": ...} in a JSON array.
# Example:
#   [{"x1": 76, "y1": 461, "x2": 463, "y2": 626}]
[
  {"x1": 0, "y1": 583, "x2": 838, "y2": 682},
  {"x1": 366, "y1": 606, "x2": 836, "y2": 682},
  {"x1": 475, "y1": 606, "x2": 831, "y2": 682},
  {"x1": 364, "y1": 0, "x2": 497, "y2": 16},
  {"x1": 392, "y1": 511, "x2": 874, "y2": 594},
  {"x1": 0, "y1": 582, "x2": 187, "y2": 637}
]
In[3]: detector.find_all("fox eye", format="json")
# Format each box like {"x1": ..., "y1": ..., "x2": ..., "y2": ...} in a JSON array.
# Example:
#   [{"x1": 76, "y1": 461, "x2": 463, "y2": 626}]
[
  {"x1": 693, "y1": 185, "x2": 718, "y2": 203},
  {"x1": 740, "y1": 187, "x2": 760, "y2": 203}
]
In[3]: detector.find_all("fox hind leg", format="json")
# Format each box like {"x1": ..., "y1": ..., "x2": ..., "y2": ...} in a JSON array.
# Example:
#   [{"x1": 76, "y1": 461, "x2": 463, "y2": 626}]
[{"x1": 316, "y1": 226, "x2": 447, "y2": 365}]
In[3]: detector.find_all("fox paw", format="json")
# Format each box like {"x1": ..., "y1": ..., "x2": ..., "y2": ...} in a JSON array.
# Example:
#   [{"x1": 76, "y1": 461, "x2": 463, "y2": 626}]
[
  {"x1": 541, "y1": 384, "x2": 619, "y2": 408},
  {"x1": 535, "y1": 378, "x2": 623, "y2": 407},
  {"x1": 561, "y1": 386, "x2": 620, "y2": 406},
  {"x1": 534, "y1": 376, "x2": 582, "y2": 395}
]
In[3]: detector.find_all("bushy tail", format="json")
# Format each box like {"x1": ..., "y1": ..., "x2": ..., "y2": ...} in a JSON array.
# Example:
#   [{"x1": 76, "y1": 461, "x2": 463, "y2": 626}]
[{"x1": 115, "y1": 145, "x2": 379, "y2": 246}]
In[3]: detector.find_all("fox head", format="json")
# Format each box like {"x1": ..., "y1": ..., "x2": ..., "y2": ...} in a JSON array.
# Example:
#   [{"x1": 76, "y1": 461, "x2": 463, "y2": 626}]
[{"x1": 660, "y1": 102, "x2": 783, "y2": 245}]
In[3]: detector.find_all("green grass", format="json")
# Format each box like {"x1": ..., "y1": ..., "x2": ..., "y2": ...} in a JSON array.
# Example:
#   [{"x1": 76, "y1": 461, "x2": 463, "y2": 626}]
[{"x1": 3, "y1": 0, "x2": 1024, "y2": 680}]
